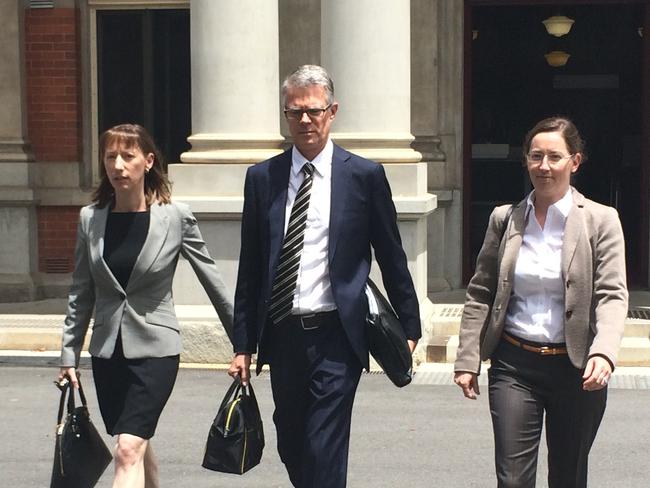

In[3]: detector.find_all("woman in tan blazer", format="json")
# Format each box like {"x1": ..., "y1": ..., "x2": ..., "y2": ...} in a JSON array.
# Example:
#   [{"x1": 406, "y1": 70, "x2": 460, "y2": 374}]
[
  {"x1": 454, "y1": 117, "x2": 628, "y2": 488},
  {"x1": 57, "y1": 124, "x2": 233, "y2": 488}
]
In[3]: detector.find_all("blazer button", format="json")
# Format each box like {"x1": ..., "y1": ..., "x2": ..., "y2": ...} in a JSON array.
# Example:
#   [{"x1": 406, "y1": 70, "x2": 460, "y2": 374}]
[
  {"x1": 566, "y1": 280, "x2": 571, "y2": 289},
  {"x1": 565, "y1": 310, "x2": 573, "y2": 319},
  {"x1": 119, "y1": 293, "x2": 126, "y2": 299}
]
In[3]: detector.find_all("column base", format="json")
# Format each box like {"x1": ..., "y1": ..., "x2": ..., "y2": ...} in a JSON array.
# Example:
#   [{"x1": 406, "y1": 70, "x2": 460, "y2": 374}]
[
  {"x1": 181, "y1": 133, "x2": 285, "y2": 164},
  {"x1": 331, "y1": 132, "x2": 422, "y2": 163},
  {"x1": 0, "y1": 274, "x2": 37, "y2": 303}
]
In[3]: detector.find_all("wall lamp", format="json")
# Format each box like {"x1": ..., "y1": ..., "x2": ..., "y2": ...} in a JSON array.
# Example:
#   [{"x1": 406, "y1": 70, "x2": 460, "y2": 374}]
[{"x1": 543, "y1": 15, "x2": 575, "y2": 37}]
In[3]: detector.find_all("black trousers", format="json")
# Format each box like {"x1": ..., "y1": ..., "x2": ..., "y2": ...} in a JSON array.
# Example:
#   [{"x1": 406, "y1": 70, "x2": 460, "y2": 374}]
[
  {"x1": 267, "y1": 313, "x2": 363, "y2": 488},
  {"x1": 488, "y1": 339, "x2": 607, "y2": 488}
]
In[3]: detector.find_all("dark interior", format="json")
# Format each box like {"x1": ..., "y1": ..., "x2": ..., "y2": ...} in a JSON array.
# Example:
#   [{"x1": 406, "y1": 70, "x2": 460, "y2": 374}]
[
  {"x1": 468, "y1": 2, "x2": 647, "y2": 286},
  {"x1": 97, "y1": 9, "x2": 191, "y2": 166}
]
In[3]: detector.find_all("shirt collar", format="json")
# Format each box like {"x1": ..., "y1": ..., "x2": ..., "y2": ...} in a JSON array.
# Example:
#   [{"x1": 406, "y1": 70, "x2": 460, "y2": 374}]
[
  {"x1": 291, "y1": 139, "x2": 333, "y2": 178},
  {"x1": 526, "y1": 188, "x2": 573, "y2": 220}
]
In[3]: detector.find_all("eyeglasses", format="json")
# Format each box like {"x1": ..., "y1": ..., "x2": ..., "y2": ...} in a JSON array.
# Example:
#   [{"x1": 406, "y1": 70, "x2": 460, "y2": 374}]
[
  {"x1": 526, "y1": 151, "x2": 574, "y2": 164},
  {"x1": 284, "y1": 105, "x2": 332, "y2": 120}
]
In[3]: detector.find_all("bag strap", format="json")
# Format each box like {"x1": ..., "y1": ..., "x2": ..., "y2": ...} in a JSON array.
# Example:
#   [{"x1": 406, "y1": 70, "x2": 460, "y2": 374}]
[
  {"x1": 55, "y1": 376, "x2": 89, "y2": 424},
  {"x1": 56, "y1": 382, "x2": 69, "y2": 425},
  {"x1": 244, "y1": 381, "x2": 259, "y2": 406},
  {"x1": 218, "y1": 378, "x2": 242, "y2": 413},
  {"x1": 498, "y1": 205, "x2": 514, "y2": 244},
  {"x1": 77, "y1": 379, "x2": 88, "y2": 407}
]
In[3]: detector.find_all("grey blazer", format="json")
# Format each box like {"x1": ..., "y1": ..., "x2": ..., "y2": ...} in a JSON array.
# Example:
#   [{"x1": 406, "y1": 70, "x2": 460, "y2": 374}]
[
  {"x1": 60, "y1": 201, "x2": 234, "y2": 367},
  {"x1": 455, "y1": 188, "x2": 628, "y2": 374}
]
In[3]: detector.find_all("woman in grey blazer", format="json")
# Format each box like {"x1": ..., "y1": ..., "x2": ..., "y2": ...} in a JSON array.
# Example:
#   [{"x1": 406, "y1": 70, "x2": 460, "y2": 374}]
[
  {"x1": 454, "y1": 117, "x2": 628, "y2": 488},
  {"x1": 57, "y1": 124, "x2": 233, "y2": 488}
]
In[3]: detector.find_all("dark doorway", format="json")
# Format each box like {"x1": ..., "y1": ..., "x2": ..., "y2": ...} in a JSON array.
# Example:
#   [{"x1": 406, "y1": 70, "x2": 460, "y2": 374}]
[
  {"x1": 464, "y1": 1, "x2": 650, "y2": 287},
  {"x1": 97, "y1": 9, "x2": 191, "y2": 165}
]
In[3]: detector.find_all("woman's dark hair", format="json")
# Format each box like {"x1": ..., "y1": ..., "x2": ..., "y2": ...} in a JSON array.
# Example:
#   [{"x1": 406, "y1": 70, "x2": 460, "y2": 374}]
[
  {"x1": 93, "y1": 124, "x2": 172, "y2": 207},
  {"x1": 522, "y1": 116, "x2": 588, "y2": 163}
]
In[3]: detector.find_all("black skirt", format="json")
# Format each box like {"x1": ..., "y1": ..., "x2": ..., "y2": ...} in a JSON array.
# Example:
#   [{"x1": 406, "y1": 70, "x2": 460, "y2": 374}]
[{"x1": 91, "y1": 335, "x2": 179, "y2": 439}]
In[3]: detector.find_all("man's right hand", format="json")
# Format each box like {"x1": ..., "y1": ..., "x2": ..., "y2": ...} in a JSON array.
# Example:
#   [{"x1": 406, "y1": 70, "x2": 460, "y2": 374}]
[
  {"x1": 453, "y1": 371, "x2": 480, "y2": 400},
  {"x1": 228, "y1": 353, "x2": 252, "y2": 386}
]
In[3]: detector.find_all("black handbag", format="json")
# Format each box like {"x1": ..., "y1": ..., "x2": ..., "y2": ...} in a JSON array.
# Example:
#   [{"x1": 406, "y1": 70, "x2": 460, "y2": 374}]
[
  {"x1": 50, "y1": 377, "x2": 112, "y2": 488},
  {"x1": 365, "y1": 278, "x2": 413, "y2": 387},
  {"x1": 202, "y1": 379, "x2": 265, "y2": 475}
]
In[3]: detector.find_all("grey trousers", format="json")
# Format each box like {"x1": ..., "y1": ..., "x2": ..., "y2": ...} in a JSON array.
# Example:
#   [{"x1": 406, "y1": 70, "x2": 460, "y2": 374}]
[{"x1": 488, "y1": 339, "x2": 607, "y2": 488}]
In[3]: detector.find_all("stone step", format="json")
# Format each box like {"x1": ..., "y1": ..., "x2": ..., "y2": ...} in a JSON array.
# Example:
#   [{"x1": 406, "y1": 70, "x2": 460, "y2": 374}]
[
  {"x1": 0, "y1": 308, "x2": 233, "y2": 364},
  {"x1": 427, "y1": 335, "x2": 650, "y2": 367},
  {"x1": 427, "y1": 303, "x2": 650, "y2": 338},
  {"x1": 2, "y1": 306, "x2": 650, "y2": 366}
]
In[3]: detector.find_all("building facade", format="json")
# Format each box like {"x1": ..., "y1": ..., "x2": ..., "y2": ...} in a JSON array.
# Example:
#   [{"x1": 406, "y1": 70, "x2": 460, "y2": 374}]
[{"x1": 1, "y1": 0, "x2": 648, "y2": 311}]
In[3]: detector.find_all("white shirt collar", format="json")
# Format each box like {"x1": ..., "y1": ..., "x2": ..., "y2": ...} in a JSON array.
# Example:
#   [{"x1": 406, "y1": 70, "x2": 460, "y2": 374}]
[
  {"x1": 526, "y1": 187, "x2": 573, "y2": 220},
  {"x1": 291, "y1": 139, "x2": 333, "y2": 179}
]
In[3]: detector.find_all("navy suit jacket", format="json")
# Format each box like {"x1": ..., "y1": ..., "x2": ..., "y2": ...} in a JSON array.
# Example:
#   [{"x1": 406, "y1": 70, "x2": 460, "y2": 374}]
[{"x1": 233, "y1": 144, "x2": 421, "y2": 373}]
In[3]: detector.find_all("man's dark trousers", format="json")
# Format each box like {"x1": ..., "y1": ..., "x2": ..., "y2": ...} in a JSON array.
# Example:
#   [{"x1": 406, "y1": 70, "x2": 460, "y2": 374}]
[{"x1": 267, "y1": 312, "x2": 362, "y2": 488}]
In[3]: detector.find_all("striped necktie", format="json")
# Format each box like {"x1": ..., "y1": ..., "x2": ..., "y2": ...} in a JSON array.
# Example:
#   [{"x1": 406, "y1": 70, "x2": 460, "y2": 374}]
[{"x1": 269, "y1": 162, "x2": 315, "y2": 324}]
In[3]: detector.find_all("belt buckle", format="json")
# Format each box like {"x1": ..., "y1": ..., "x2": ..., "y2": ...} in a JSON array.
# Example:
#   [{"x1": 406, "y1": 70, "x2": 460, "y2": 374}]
[
  {"x1": 299, "y1": 313, "x2": 319, "y2": 330},
  {"x1": 539, "y1": 346, "x2": 552, "y2": 355}
]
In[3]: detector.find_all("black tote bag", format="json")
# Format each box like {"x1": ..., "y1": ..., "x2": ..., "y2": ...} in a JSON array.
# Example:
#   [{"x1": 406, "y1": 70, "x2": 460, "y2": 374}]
[
  {"x1": 50, "y1": 378, "x2": 112, "y2": 488},
  {"x1": 202, "y1": 379, "x2": 265, "y2": 475},
  {"x1": 365, "y1": 278, "x2": 413, "y2": 387}
]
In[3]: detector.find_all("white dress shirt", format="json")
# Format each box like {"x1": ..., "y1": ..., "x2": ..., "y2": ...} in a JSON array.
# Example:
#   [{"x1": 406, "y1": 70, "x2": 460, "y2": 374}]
[
  {"x1": 285, "y1": 140, "x2": 336, "y2": 314},
  {"x1": 504, "y1": 189, "x2": 573, "y2": 343}
]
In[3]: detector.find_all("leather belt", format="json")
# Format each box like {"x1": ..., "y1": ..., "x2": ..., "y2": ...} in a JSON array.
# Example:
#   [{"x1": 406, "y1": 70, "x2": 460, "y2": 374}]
[
  {"x1": 285, "y1": 310, "x2": 339, "y2": 330},
  {"x1": 502, "y1": 332, "x2": 568, "y2": 356}
]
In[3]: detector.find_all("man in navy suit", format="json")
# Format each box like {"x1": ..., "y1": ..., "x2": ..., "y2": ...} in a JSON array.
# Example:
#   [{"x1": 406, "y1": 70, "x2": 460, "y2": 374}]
[{"x1": 228, "y1": 64, "x2": 421, "y2": 488}]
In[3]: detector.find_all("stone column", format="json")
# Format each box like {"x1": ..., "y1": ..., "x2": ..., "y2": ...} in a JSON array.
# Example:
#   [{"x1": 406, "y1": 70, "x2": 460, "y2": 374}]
[
  {"x1": 169, "y1": 0, "x2": 283, "y2": 306},
  {"x1": 321, "y1": 0, "x2": 436, "y2": 360},
  {"x1": 435, "y1": 0, "x2": 465, "y2": 290},
  {"x1": 0, "y1": 0, "x2": 37, "y2": 302}
]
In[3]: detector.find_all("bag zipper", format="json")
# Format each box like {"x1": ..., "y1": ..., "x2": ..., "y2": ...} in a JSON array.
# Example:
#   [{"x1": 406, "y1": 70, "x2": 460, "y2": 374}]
[
  {"x1": 224, "y1": 398, "x2": 241, "y2": 433},
  {"x1": 241, "y1": 428, "x2": 247, "y2": 473}
]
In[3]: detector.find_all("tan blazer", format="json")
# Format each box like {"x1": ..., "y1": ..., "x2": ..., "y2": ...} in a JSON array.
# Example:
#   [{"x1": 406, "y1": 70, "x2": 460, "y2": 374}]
[
  {"x1": 455, "y1": 188, "x2": 628, "y2": 374},
  {"x1": 60, "y1": 201, "x2": 234, "y2": 367}
]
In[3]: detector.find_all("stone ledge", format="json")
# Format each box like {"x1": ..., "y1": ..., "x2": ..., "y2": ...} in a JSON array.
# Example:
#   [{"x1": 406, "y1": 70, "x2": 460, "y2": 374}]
[{"x1": 425, "y1": 334, "x2": 650, "y2": 367}]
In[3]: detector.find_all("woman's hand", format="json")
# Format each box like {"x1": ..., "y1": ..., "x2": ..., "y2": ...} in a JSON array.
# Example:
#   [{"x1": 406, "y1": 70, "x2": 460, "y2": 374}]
[
  {"x1": 582, "y1": 356, "x2": 612, "y2": 391},
  {"x1": 57, "y1": 367, "x2": 79, "y2": 389},
  {"x1": 454, "y1": 371, "x2": 480, "y2": 399}
]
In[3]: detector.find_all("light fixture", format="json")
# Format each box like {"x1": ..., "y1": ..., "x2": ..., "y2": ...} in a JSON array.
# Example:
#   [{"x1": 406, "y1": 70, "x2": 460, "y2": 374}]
[
  {"x1": 545, "y1": 51, "x2": 571, "y2": 67},
  {"x1": 472, "y1": 30, "x2": 479, "y2": 41},
  {"x1": 542, "y1": 15, "x2": 575, "y2": 37}
]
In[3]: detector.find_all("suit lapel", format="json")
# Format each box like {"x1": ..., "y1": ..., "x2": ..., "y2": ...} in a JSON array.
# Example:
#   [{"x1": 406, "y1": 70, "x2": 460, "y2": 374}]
[
  {"x1": 328, "y1": 144, "x2": 351, "y2": 264},
  {"x1": 562, "y1": 189, "x2": 585, "y2": 275},
  {"x1": 88, "y1": 205, "x2": 125, "y2": 294},
  {"x1": 268, "y1": 150, "x2": 292, "y2": 281},
  {"x1": 127, "y1": 202, "x2": 170, "y2": 290}
]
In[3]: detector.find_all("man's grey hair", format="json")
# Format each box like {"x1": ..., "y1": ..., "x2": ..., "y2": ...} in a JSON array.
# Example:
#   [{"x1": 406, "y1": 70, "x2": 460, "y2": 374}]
[{"x1": 281, "y1": 64, "x2": 335, "y2": 107}]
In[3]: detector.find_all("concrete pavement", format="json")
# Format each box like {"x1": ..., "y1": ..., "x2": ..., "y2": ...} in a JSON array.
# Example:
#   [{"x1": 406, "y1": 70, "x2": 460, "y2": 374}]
[{"x1": 2, "y1": 364, "x2": 650, "y2": 487}]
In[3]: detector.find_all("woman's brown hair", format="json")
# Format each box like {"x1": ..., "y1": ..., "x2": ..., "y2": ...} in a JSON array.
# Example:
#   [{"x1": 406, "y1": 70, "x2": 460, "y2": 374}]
[
  {"x1": 92, "y1": 124, "x2": 172, "y2": 207},
  {"x1": 522, "y1": 116, "x2": 588, "y2": 163}
]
